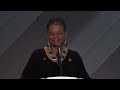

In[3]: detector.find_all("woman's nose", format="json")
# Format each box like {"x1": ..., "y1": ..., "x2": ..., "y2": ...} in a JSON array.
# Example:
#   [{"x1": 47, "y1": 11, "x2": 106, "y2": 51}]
[{"x1": 53, "y1": 34, "x2": 59, "y2": 38}]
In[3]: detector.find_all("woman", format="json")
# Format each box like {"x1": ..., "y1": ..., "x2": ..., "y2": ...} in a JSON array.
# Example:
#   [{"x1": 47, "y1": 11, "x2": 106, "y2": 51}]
[{"x1": 20, "y1": 17, "x2": 91, "y2": 79}]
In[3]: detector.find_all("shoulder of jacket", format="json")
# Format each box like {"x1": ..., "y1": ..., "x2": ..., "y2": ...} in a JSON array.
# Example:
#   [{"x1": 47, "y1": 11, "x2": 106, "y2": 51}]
[{"x1": 68, "y1": 49, "x2": 78, "y2": 54}]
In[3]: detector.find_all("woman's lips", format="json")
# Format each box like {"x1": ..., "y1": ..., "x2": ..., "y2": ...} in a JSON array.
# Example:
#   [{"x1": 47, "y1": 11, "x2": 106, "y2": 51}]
[
  {"x1": 54, "y1": 39, "x2": 59, "y2": 42},
  {"x1": 53, "y1": 40, "x2": 60, "y2": 44}
]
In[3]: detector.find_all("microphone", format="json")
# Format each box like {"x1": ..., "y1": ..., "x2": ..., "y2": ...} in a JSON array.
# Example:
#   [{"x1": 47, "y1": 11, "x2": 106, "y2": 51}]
[{"x1": 57, "y1": 44, "x2": 62, "y2": 55}]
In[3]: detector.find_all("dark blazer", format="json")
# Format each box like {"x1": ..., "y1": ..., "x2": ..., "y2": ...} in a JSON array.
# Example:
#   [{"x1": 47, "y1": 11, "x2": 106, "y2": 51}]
[{"x1": 21, "y1": 48, "x2": 91, "y2": 79}]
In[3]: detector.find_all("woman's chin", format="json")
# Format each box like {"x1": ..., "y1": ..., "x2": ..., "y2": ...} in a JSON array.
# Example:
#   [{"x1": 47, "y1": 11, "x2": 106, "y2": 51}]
[{"x1": 52, "y1": 43, "x2": 61, "y2": 46}]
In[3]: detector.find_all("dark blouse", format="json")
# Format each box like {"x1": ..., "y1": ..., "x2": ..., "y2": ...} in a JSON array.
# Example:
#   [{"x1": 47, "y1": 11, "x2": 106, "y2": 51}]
[{"x1": 20, "y1": 48, "x2": 91, "y2": 79}]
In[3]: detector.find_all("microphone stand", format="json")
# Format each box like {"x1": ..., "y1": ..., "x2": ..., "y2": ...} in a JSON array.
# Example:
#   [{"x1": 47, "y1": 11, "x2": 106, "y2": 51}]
[{"x1": 57, "y1": 45, "x2": 62, "y2": 76}]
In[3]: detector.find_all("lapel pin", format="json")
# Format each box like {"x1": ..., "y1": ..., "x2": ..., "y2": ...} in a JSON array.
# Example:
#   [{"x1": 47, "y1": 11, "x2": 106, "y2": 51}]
[
  {"x1": 68, "y1": 58, "x2": 72, "y2": 62},
  {"x1": 43, "y1": 58, "x2": 46, "y2": 60}
]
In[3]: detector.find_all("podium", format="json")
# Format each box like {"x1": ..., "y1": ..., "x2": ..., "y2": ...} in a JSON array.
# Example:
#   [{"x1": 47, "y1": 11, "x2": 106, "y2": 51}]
[{"x1": 41, "y1": 76, "x2": 83, "y2": 79}]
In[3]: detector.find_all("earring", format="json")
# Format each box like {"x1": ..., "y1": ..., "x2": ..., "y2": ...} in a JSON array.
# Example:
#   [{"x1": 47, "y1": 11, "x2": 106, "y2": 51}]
[
  {"x1": 64, "y1": 40, "x2": 67, "y2": 46},
  {"x1": 47, "y1": 41, "x2": 50, "y2": 47}
]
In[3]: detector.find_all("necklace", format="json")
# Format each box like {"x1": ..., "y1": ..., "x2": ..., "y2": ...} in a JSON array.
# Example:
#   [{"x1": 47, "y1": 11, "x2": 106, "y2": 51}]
[{"x1": 46, "y1": 45, "x2": 66, "y2": 61}]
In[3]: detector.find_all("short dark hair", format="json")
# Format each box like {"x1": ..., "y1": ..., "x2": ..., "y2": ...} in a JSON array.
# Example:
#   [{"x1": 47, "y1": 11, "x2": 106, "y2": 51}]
[{"x1": 47, "y1": 17, "x2": 66, "y2": 32}]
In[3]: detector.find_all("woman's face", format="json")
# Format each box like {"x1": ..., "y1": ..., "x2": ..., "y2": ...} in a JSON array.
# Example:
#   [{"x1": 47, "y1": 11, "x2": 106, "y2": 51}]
[{"x1": 48, "y1": 24, "x2": 66, "y2": 47}]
